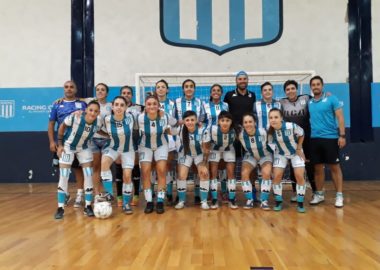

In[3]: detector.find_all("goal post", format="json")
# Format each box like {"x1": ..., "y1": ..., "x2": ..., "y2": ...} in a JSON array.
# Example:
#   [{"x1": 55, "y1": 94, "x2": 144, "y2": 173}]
[{"x1": 135, "y1": 70, "x2": 316, "y2": 105}]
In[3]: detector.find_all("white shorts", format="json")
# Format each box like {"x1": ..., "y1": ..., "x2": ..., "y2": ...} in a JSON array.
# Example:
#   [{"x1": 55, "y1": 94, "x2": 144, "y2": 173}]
[
  {"x1": 168, "y1": 135, "x2": 176, "y2": 152},
  {"x1": 59, "y1": 148, "x2": 93, "y2": 165},
  {"x1": 178, "y1": 153, "x2": 203, "y2": 167},
  {"x1": 103, "y1": 148, "x2": 135, "y2": 169},
  {"x1": 273, "y1": 154, "x2": 305, "y2": 169},
  {"x1": 139, "y1": 145, "x2": 169, "y2": 163},
  {"x1": 209, "y1": 149, "x2": 236, "y2": 163},
  {"x1": 242, "y1": 153, "x2": 272, "y2": 168}
]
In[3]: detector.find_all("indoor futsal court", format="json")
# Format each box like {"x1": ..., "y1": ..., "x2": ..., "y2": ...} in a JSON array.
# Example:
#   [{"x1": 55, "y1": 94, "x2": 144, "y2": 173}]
[{"x1": 1, "y1": 1, "x2": 380, "y2": 270}]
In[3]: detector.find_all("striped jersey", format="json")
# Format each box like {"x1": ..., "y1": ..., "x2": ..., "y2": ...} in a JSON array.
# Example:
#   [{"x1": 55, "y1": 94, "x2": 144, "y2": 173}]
[
  {"x1": 159, "y1": 98, "x2": 175, "y2": 118},
  {"x1": 63, "y1": 114, "x2": 101, "y2": 151},
  {"x1": 254, "y1": 99, "x2": 281, "y2": 130},
  {"x1": 138, "y1": 112, "x2": 177, "y2": 150},
  {"x1": 267, "y1": 122, "x2": 304, "y2": 156},
  {"x1": 204, "y1": 101, "x2": 229, "y2": 128},
  {"x1": 174, "y1": 97, "x2": 205, "y2": 122},
  {"x1": 239, "y1": 128, "x2": 271, "y2": 160},
  {"x1": 210, "y1": 125, "x2": 235, "y2": 151},
  {"x1": 175, "y1": 126, "x2": 210, "y2": 156},
  {"x1": 103, "y1": 113, "x2": 136, "y2": 152}
]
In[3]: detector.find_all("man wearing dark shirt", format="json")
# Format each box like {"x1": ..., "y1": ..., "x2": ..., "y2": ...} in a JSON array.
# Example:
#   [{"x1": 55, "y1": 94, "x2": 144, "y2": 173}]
[{"x1": 224, "y1": 71, "x2": 256, "y2": 126}]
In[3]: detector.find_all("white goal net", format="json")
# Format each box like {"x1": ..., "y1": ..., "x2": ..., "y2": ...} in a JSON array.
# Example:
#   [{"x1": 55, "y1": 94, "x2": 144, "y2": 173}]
[{"x1": 135, "y1": 70, "x2": 316, "y2": 105}]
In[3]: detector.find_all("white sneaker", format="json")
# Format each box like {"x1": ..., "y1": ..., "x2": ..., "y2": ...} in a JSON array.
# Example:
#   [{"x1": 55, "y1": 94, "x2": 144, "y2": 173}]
[
  {"x1": 335, "y1": 196, "x2": 344, "y2": 208},
  {"x1": 74, "y1": 193, "x2": 83, "y2": 208},
  {"x1": 228, "y1": 200, "x2": 239, "y2": 209},
  {"x1": 201, "y1": 201, "x2": 210, "y2": 210},
  {"x1": 210, "y1": 199, "x2": 218, "y2": 210},
  {"x1": 175, "y1": 201, "x2": 185, "y2": 210},
  {"x1": 243, "y1": 199, "x2": 254, "y2": 209},
  {"x1": 309, "y1": 194, "x2": 325, "y2": 205},
  {"x1": 290, "y1": 193, "x2": 297, "y2": 203}
]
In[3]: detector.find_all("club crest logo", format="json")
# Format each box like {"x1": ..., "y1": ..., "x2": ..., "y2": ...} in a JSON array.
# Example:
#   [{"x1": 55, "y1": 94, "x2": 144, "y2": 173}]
[{"x1": 160, "y1": 0, "x2": 283, "y2": 55}]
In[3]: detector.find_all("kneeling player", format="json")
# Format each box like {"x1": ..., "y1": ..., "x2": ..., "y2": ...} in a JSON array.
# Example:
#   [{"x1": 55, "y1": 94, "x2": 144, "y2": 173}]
[
  {"x1": 268, "y1": 108, "x2": 307, "y2": 213},
  {"x1": 208, "y1": 111, "x2": 236, "y2": 209},
  {"x1": 174, "y1": 111, "x2": 211, "y2": 210},
  {"x1": 239, "y1": 113, "x2": 273, "y2": 210}
]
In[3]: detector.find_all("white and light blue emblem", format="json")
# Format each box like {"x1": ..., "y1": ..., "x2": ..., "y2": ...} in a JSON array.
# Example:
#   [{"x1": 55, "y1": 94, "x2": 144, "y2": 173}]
[{"x1": 160, "y1": 0, "x2": 283, "y2": 55}]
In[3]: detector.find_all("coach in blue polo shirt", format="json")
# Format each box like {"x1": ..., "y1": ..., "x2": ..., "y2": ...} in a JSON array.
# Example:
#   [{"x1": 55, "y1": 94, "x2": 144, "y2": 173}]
[{"x1": 308, "y1": 76, "x2": 346, "y2": 208}]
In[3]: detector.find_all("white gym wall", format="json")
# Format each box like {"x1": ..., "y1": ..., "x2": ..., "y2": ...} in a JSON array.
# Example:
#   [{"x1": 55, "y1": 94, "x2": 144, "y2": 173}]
[
  {"x1": 0, "y1": 0, "x2": 71, "y2": 88},
  {"x1": 95, "y1": 0, "x2": 348, "y2": 85}
]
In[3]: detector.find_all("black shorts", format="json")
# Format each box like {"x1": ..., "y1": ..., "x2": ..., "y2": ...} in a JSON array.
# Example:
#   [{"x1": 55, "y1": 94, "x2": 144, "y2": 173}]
[
  {"x1": 303, "y1": 136, "x2": 311, "y2": 160},
  {"x1": 310, "y1": 138, "x2": 340, "y2": 164},
  {"x1": 233, "y1": 140, "x2": 244, "y2": 158},
  {"x1": 53, "y1": 153, "x2": 80, "y2": 168}
]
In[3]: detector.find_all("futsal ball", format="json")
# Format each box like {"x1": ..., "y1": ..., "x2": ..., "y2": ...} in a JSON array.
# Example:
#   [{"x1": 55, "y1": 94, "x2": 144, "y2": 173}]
[{"x1": 94, "y1": 202, "x2": 112, "y2": 219}]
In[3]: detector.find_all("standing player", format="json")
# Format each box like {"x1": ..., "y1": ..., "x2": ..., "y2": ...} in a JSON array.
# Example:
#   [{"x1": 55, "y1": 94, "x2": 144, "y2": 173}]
[
  {"x1": 54, "y1": 101, "x2": 101, "y2": 219},
  {"x1": 204, "y1": 84, "x2": 230, "y2": 202},
  {"x1": 48, "y1": 80, "x2": 87, "y2": 208},
  {"x1": 308, "y1": 76, "x2": 346, "y2": 208},
  {"x1": 238, "y1": 113, "x2": 273, "y2": 210},
  {"x1": 155, "y1": 79, "x2": 176, "y2": 205},
  {"x1": 267, "y1": 108, "x2": 307, "y2": 213},
  {"x1": 174, "y1": 79, "x2": 206, "y2": 204},
  {"x1": 254, "y1": 82, "x2": 281, "y2": 130},
  {"x1": 120, "y1": 86, "x2": 144, "y2": 206},
  {"x1": 138, "y1": 94, "x2": 177, "y2": 214},
  {"x1": 173, "y1": 111, "x2": 211, "y2": 210},
  {"x1": 86, "y1": 83, "x2": 112, "y2": 197},
  {"x1": 208, "y1": 111, "x2": 236, "y2": 209},
  {"x1": 280, "y1": 80, "x2": 316, "y2": 202},
  {"x1": 99, "y1": 96, "x2": 136, "y2": 214}
]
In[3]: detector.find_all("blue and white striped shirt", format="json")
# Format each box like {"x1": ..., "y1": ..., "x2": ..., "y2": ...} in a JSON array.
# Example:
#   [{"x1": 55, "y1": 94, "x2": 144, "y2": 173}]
[
  {"x1": 138, "y1": 112, "x2": 176, "y2": 150},
  {"x1": 268, "y1": 122, "x2": 304, "y2": 156},
  {"x1": 210, "y1": 125, "x2": 235, "y2": 151},
  {"x1": 63, "y1": 114, "x2": 101, "y2": 151},
  {"x1": 239, "y1": 128, "x2": 271, "y2": 160},
  {"x1": 254, "y1": 99, "x2": 281, "y2": 130},
  {"x1": 103, "y1": 113, "x2": 136, "y2": 152},
  {"x1": 204, "y1": 101, "x2": 229, "y2": 129},
  {"x1": 159, "y1": 98, "x2": 175, "y2": 118},
  {"x1": 175, "y1": 126, "x2": 210, "y2": 156},
  {"x1": 174, "y1": 97, "x2": 205, "y2": 123}
]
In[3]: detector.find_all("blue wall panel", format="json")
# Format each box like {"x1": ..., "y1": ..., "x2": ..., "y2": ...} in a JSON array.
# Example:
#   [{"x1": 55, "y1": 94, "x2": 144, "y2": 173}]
[
  {"x1": 372, "y1": 83, "x2": 380, "y2": 127},
  {"x1": 0, "y1": 88, "x2": 62, "y2": 132}
]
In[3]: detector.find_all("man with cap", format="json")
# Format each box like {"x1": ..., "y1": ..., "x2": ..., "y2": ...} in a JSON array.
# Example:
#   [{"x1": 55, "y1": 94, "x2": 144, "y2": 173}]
[{"x1": 224, "y1": 71, "x2": 256, "y2": 127}]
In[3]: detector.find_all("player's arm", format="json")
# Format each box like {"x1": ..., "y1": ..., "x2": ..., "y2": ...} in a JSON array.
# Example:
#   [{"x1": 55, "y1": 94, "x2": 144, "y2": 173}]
[
  {"x1": 201, "y1": 129, "x2": 211, "y2": 166},
  {"x1": 335, "y1": 108, "x2": 346, "y2": 148},
  {"x1": 48, "y1": 120, "x2": 57, "y2": 152},
  {"x1": 56, "y1": 123, "x2": 67, "y2": 158},
  {"x1": 294, "y1": 124, "x2": 306, "y2": 161}
]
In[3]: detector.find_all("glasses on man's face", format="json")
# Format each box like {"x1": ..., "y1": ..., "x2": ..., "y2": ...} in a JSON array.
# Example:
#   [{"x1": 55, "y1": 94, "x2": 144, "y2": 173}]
[{"x1": 64, "y1": 85, "x2": 74, "y2": 89}]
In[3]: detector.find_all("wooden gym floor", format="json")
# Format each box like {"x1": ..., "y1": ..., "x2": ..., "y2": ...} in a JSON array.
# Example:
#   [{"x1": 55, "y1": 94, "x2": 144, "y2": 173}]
[{"x1": 0, "y1": 181, "x2": 380, "y2": 270}]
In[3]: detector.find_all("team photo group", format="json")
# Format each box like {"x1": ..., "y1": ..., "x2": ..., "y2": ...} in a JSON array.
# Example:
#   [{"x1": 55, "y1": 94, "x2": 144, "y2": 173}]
[{"x1": 48, "y1": 71, "x2": 346, "y2": 219}]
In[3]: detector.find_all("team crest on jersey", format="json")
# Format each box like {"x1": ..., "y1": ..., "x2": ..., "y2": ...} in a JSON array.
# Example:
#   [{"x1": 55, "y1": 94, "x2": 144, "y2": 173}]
[
  {"x1": 285, "y1": 130, "x2": 291, "y2": 136},
  {"x1": 160, "y1": 0, "x2": 283, "y2": 55},
  {"x1": 159, "y1": 119, "x2": 166, "y2": 126},
  {"x1": 124, "y1": 117, "x2": 131, "y2": 125},
  {"x1": 300, "y1": 99, "x2": 306, "y2": 105}
]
